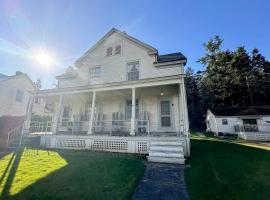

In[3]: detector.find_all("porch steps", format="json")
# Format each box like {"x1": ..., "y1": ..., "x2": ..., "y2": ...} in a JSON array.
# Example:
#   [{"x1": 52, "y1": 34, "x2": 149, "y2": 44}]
[{"x1": 147, "y1": 140, "x2": 185, "y2": 164}]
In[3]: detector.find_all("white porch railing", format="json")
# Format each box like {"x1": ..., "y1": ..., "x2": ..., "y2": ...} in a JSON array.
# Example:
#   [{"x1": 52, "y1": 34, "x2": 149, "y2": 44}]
[{"x1": 28, "y1": 119, "x2": 150, "y2": 136}]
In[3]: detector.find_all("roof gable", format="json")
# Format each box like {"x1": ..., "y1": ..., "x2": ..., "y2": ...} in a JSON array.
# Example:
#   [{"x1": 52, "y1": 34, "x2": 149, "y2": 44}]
[{"x1": 75, "y1": 28, "x2": 158, "y2": 66}]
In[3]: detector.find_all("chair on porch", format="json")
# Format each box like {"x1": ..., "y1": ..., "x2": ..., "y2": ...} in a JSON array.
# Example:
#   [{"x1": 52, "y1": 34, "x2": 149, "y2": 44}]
[
  {"x1": 137, "y1": 111, "x2": 150, "y2": 135},
  {"x1": 93, "y1": 113, "x2": 105, "y2": 133}
]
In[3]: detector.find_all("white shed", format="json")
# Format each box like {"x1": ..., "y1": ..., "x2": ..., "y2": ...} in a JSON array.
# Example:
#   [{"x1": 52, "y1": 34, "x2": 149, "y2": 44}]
[{"x1": 206, "y1": 107, "x2": 270, "y2": 140}]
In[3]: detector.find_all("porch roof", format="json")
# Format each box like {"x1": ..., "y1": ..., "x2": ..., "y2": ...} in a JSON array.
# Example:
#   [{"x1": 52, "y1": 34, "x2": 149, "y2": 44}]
[{"x1": 33, "y1": 74, "x2": 183, "y2": 97}]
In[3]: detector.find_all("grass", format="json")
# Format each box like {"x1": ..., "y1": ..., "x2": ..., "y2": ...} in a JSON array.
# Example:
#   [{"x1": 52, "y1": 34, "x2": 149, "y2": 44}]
[
  {"x1": 0, "y1": 148, "x2": 145, "y2": 200},
  {"x1": 185, "y1": 135, "x2": 270, "y2": 200}
]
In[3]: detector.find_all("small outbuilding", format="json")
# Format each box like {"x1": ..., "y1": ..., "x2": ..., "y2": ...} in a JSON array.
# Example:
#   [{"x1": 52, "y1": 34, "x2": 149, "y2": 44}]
[{"x1": 206, "y1": 106, "x2": 270, "y2": 141}]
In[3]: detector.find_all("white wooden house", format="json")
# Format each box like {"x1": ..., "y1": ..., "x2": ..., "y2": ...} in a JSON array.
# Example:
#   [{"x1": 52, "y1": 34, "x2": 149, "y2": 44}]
[
  {"x1": 206, "y1": 107, "x2": 270, "y2": 141},
  {"x1": 0, "y1": 72, "x2": 44, "y2": 149},
  {"x1": 22, "y1": 28, "x2": 190, "y2": 164}
]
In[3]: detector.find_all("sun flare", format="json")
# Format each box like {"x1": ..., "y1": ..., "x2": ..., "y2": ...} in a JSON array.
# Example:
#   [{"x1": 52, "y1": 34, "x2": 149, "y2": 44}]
[{"x1": 34, "y1": 51, "x2": 54, "y2": 67}]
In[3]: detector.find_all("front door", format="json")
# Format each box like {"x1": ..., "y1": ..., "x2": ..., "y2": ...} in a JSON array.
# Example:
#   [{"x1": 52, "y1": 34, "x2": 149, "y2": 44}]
[{"x1": 160, "y1": 100, "x2": 172, "y2": 129}]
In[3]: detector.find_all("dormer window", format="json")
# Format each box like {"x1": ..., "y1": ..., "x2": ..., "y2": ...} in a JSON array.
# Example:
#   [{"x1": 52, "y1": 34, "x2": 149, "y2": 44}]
[
  {"x1": 127, "y1": 61, "x2": 139, "y2": 81},
  {"x1": 106, "y1": 47, "x2": 113, "y2": 56},
  {"x1": 115, "y1": 45, "x2": 121, "y2": 55}
]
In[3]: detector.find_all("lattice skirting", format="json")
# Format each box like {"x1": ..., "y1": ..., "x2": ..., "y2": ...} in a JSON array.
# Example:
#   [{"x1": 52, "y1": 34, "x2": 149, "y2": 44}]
[{"x1": 40, "y1": 136, "x2": 151, "y2": 154}]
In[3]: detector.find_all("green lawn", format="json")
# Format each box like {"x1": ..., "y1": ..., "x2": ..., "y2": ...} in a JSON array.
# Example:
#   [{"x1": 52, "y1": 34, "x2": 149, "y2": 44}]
[
  {"x1": 0, "y1": 148, "x2": 145, "y2": 200},
  {"x1": 185, "y1": 137, "x2": 270, "y2": 200}
]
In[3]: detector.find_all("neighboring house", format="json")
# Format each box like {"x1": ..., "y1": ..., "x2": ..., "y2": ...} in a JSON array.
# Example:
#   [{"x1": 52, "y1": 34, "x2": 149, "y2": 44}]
[
  {"x1": 206, "y1": 106, "x2": 270, "y2": 141},
  {"x1": 0, "y1": 72, "x2": 44, "y2": 149},
  {"x1": 24, "y1": 28, "x2": 190, "y2": 164}
]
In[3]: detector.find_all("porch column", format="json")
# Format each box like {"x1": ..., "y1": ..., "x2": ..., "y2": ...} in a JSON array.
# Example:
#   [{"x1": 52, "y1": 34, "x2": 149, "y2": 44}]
[
  {"x1": 180, "y1": 81, "x2": 190, "y2": 156},
  {"x1": 88, "y1": 91, "x2": 96, "y2": 134},
  {"x1": 52, "y1": 95, "x2": 63, "y2": 134},
  {"x1": 130, "y1": 88, "x2": 136, "y2": 136}
]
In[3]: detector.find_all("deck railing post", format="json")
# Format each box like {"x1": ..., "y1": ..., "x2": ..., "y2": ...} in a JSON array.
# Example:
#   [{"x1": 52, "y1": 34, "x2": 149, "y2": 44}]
[
  {"x1": 88, "y1": 91, "x2": 96, "y2": 134},
  {"x1": 130, "y1": 88, "x2": 136, "y2": 136}
]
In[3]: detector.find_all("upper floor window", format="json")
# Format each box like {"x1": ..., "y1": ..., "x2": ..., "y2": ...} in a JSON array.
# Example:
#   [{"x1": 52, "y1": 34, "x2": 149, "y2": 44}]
[
  {"x1": 106, "y1": 47, "x2": 113, "y2": 56},
  {"x1": 89, "y1": 67, "x2": 101, "y2": 85},
  {"x1": 127, "y1": 61, "x2": 139, "y2": 81},
  {"x1": 89, "y1": 67, "x2": 101, "y2": 78},
  {"x1": 115, "y1": 45, "x2": 121, "y2": 55},
  {"x1": 15, "y1": 89, "x2": 24, "y2": 102}
]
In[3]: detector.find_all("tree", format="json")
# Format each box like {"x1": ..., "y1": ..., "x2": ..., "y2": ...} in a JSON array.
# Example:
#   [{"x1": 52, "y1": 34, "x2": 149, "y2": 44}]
[{"x1": 35, "y1": 79, "x2": 42, "y2": 90}]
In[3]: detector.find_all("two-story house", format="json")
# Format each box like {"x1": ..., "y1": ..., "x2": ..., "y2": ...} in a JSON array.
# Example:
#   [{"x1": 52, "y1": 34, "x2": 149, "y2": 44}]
[
  {"x1": 0, "y1": 72, "x2": 44, "y2": 149},
  {"x1": 24, "y1": 28, "x2": 190, "y2": 164}
]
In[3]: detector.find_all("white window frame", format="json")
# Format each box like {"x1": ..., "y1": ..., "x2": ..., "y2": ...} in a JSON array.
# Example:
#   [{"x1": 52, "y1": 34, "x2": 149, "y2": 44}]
[
  {"x1": 222, "y1": 119, "x2": 228, "y2": 125},
  {"x1": 114, "y1": 44, "x2": 121, "y2": 55},
  {"x1": 15, "y1": 89, "x2": 24, "y2": 102},
  {"x1": 126, "y1": 61, "x2": 140, "y2": 81},
  {"x1": 125, "y1": 99, "x2": 139, "y2": 120},
  {"x1": 89, "y1": 67, "x2": 101, "y2": 85},
  {"x1": 106, "y1": 47, "x2": 113, "y2": 56}
]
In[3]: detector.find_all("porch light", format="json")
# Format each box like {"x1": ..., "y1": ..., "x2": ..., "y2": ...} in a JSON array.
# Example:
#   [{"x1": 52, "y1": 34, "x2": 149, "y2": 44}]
[{"x1": 160, "y1": 91, "x2": 164, "y2": 96}]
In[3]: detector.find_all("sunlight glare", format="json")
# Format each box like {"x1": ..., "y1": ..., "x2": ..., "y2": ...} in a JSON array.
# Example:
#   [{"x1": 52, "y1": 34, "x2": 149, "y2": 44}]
[{"x1": 34, "y1": 51, "x2": 54, "y2": 68}]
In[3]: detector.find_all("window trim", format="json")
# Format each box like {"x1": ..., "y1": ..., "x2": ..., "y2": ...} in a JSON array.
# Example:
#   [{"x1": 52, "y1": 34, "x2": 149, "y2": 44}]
[
  {"x1": 106, "y1": 47, "x2": 113, "y2": 57},
  {"x1": 125, "y1": 99, "x2": 139, "y2": 120},
  {"x1": 114, "y1": 44, "x2": 122, "y2": 55},
  {"x1": 222, "y1": 119, "x2": 228, "y2": 125},
  {"x1": 126, "y1": 60, "x2": 140, "y2": 81},
  {"x1": 15, "y1": 89, "x2": 24, "y2": 102},
  {"x1": 89, "y1": 66, "x2": 101, "y2": 85}
]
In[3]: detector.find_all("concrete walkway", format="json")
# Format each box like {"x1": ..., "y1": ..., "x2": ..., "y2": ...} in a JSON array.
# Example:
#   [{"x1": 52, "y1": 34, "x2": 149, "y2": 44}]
[{"x1": 132, "y1": 163, "x2": 189, "y2": 200}]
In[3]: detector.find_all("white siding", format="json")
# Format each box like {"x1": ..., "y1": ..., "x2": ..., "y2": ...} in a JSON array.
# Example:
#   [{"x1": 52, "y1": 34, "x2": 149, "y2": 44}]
[
  {"x1": 58, "y1": 32, "x2": 184, "y2": 88},
  {"x1": 0, "y1": 75, "x2": 35, "y2": 117}
]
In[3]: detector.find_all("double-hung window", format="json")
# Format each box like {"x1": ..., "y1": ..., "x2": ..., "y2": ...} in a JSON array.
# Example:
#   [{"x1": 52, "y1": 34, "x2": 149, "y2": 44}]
[
  {"x1": 125, "y1": 99, "x2": 139, "y2": 120},
  {"x1": 127, "y1": 61, "x2": 139, "y2": 81},
  {"x1": 89, "y1": 67, "x2": 101, "y2": 85}
]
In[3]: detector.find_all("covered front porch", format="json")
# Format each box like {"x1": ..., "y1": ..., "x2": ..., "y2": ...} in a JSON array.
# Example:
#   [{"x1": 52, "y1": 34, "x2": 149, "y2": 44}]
[{"x1": 23, "y1": 76, "x2": 190, "y2": 156}]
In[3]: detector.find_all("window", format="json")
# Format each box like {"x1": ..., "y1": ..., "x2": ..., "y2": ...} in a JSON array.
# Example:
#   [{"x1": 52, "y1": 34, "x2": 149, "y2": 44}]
[
  {"x1": 15, "y1": 90, "x2": 24, "y2": 102},
  {"x1": 115, "y1": 45, "x2": 121, "y2": 55},
  {"x1": 62, "y1": 106, "x2": 71, "y2": 126},
  {"x1": 125, "y1": 99, "x2": 139, "y2": 119},
  {"x1": 106, "y1": 47, "x2": 113, "y2": 56},
  {"x1": 34, "y1": 97, "x2": 39, "y2": 104},
  {"x1": 127, "y1": 61, "x2": 139, "y2": 81},
  {"x1": 222, "y1": 119, "x2": 228, "y2": 125},
  {"x1": 89, "y1": 67, "x2": 101, "y2": 85}
]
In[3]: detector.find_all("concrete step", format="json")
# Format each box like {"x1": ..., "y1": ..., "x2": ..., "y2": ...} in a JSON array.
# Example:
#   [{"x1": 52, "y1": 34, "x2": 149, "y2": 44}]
[
  {"x1": 150, "y1": 146, "x2": 184, "y2": 153},
  {"x1": 147, "y1": 156, "x2": 185, "y2": 164},
  {"x1": 150, "y1": 141, "x2": 182, "y2": 146},
  {"x1": 149, "y1": 152, "x2": 184, "y2": 158}
]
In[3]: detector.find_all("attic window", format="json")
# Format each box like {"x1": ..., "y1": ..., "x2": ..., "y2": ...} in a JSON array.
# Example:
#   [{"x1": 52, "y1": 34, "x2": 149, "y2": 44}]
[
  {"x1": 115, "y1": 45, "x2": 121, "y2": 55},
  {"x1": 106, "y1": 47, "x2": 113, "y2": 56}
]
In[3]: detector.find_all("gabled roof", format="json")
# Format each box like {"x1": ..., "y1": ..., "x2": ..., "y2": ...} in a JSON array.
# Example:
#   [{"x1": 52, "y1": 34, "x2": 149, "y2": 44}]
[
  {"x1": 75, "y1": 28, "x2": 158, "y2": 66},
  {"x1": 0, "y1": 73, "x2": 38, "y2": 89},
  {"x1": 210, "y1": 106, "x2": 270, "y2": 116},
  {"x1": 0, "y1": 73, "x2": 8, "y2": 80},
  {"x1": 157, "y1": 52, "x2": 187, "y2": 64}
]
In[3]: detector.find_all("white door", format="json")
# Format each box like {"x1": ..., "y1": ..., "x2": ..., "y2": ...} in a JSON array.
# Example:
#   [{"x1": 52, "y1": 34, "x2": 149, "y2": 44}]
[{"x1": 160, "y1": 100, "x2": 173, "y2": 130}]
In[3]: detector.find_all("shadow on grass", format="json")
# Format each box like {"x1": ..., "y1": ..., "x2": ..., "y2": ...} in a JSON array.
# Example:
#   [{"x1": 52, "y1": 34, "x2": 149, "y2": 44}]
[
  {"x1": 185, "y1": 139, "x2": 270, "y2": 200},
  {"x1": 1, "y1": 150, "x2": 145, "y2": 200},
  {"x1": 0, "y1": 149, "x2": 23, "y2": 200}
]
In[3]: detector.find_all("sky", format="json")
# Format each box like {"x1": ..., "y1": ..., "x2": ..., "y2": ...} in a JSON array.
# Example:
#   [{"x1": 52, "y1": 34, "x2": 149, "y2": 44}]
[{"x1": 0, "y1": 0, "x2": 269, "y2": 89}]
